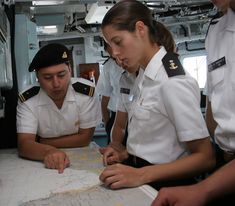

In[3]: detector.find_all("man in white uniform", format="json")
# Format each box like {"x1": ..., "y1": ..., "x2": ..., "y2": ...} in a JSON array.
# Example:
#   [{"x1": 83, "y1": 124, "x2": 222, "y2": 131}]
[
  {"x1": 17, "y1": 43, "x2": 101, "y2": 173},
  {"x1": 151, "y1": 1, "x2": 235, "y2": 206},
  {"x1": 97, "y1": 42, "x2": 123, "y2": 144},
  {"x1": 205, "y1": 0, "x2": 235, "y2": 166}
]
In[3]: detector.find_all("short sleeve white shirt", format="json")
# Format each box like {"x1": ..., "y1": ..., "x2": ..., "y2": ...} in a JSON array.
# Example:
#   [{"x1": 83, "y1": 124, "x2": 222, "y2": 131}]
[
  {"x1": 17, "y1": 78, "x2": 102, "y2": 138},
  {"x1": 99, "y1": 58, "x2": 123, "y2": 112},
  {"x1": 127, "y1": 47, "x2": 209, "y2": 164},
  {"x1": 205, "y1": 8, "x2": 235, "y2": 152},
  {"x1": 117, "y1": 71, "x2": 137, "y2": 113}
]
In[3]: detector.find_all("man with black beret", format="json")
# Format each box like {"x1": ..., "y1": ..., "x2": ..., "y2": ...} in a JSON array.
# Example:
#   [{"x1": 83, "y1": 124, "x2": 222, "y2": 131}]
[{"x1": 17, "y1": 43, "x2": 101, "y2": 173}]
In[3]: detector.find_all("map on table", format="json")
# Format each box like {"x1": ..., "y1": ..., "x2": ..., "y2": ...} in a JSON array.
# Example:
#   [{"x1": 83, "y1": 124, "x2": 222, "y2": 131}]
[{"x1": 0, "y1": 143, "x2": 157, "y2": 206}]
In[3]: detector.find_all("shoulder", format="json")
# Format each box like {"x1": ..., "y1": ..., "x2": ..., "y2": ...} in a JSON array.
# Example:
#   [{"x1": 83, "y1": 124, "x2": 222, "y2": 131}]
[
  {"x1": 103, "y1": 58, "x2": 119, "y2": 70},
  {"x1": 18, "y1": 83, "x2": 40, "y2": 103},
  {"x1": 102, "y1": 57, "x2": 111, "y2": 66},
  {"x1": 160, "y1": 71, "x2": 199, "y2": 102},
  {"x1": 162, "y1": 52, "x2": 185, "y2": 77},
  {"x1": 120, "y1": 71, "x2": 135, "y2": 84},
  {"x1": 102, "y1": 57, "x2": 114, "y2": 69},
  {"x1": 71, "y1": 77, "x2": 95, "y2": 97}
]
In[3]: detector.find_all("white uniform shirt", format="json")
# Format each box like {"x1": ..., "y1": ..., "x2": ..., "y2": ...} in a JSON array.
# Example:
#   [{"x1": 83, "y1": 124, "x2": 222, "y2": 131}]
[
  {"x1": 127, "y1": 47, "x2": 209, "y2": 164},
  {"x1": 17, "y1": 78, "x2": 102, "y2": 138},
  {"x1": 117, "y1": 71, "x2": 138, "y2": 113},
  {"x1": 205, "y1": 8, "x2": 235, "y2": 152},
  {"x1": 99, "y1": 58, "x2": 123, "y2": 112}
]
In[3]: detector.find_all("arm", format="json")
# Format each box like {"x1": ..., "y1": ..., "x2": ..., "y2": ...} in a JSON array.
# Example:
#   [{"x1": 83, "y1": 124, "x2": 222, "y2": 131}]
[
  {"x1": 151, "y1": 160, "x2": 235, "y2": 206},
  {"x1": 110, "y1": 110, "x2": 128, "y2": 146},
  {"x1": 205, "y1": 99, "x2": 217, "y2": 138},
  {"x1": 39, "y1": 127, "x2": 95, "y2": 148},
  {"x1": 101, "y1": 111, "x2": 129, "y2": 165},
  {"x1": 101, "y1": 95, "x2": 111, "y2": 125},
  {"x1": 100, "y1": 137, "x2": 215, "y2": 189},
  {"x1": 18, "y1": 133, "x2": 56, "y2": 160},
  {"x1": 18, "y1": 133, "x2": 70, "y2": 173},
  {"x1": 138, "y1": 137, "x2": 215, "y2": 185}
]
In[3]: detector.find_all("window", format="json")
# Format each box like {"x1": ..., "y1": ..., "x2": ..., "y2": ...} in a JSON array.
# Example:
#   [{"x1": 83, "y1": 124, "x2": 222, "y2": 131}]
[{"x1": 182, "y1": 55, "x2": 207, "y2": 89}]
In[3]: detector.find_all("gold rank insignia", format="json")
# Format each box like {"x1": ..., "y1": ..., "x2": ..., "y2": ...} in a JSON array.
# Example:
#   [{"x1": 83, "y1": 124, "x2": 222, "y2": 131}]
[
  {"x1": 162, "y1": 52, "x2": 185, "y2": 77},
  {"x1": 18, "y1": 86, "x2": 40, "y2": 103},
  {"x1": 72, "y1": 81, "x2": 95, "y2": 97},
  {"x1": 62, "y1": 51, "x2": 67, "y2": 59},
  {"x1": 169, "y1": 60, "x2": 178, "y2": 70}
]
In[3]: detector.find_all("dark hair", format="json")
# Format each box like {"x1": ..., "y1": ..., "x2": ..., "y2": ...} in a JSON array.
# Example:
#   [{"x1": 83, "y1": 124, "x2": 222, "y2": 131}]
[
  {"x1": 102, "y1": 0, "x2": 156, "y2": 44},
  {"x1": 153, "y1": 20, "x2": 176, "y2": 53}
]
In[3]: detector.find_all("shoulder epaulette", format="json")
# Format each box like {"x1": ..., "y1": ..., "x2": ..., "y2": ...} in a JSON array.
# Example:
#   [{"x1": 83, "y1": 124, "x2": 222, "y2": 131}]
[
  {"x1": 162, "y1": 52, "x2": 185, "y2": 77},
  {"x1": 72, "y1": 81, "x2": 95, "y2": 97},
  {"x1": 18, "y1": 86, "x2": 40, "y2": 103}
]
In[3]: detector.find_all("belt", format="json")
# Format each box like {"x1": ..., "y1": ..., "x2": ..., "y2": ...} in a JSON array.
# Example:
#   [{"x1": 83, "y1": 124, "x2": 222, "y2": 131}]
[
  {"x1": 126, "y1": 154, "x2": 152, "y2": 168},
  {"x1": 223, "y1": 150, "x2": 235, "y2": 163}
]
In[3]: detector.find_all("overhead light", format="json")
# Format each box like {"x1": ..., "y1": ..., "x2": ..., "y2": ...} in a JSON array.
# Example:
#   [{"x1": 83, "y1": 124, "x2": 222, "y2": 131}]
[
  {"x1": 85, "y1": 3, "x2": 113, "y2": 24},
  {"x1": 32, "y1": 1, "x2": 64, "y2": 6},
  {"x1": 36, "y1": 25, "x2": 58, "y2": 35}
]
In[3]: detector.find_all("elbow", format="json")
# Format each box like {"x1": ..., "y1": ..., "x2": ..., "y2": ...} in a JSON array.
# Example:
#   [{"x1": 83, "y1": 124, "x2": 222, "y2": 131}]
[
  {"x1": 76, "y1": 138, "x2": 91, "y2": 147},
  {"x1": 17, "y1": 138, "x2": 30, "y2": 159},
  {"x1": 80, "y1": 141, "x2": 90, "y2": 147},
  {"x1": 208, "y1": 156, "x2": 216, "y2": 171},
  {"x1": 204, "y1": 151, "x2": 216, "y2": 172},
  {"x1": 17, "y1": 142, "x2": 26, "y2": 158}
]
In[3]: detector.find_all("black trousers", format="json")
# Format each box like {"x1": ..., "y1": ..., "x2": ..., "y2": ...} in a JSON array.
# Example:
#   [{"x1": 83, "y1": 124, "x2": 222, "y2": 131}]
[{"x1": 124, "y1": 154, "x2": 197, "y2": 191}]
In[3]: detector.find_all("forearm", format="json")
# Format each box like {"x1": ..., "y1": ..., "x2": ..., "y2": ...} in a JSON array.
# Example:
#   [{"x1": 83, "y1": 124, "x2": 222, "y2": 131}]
[
  {"x1": 18, "y1": 139, "x2": 56, "y2": 161},
  {"x1": 40, "y1": 128, "x2": 95, "y2": 148},
  {"x1": 101, "y1": 96, "x2": 110, "y2": 124},
  {"x1": 198, "y1": 160, "x2": 235, "y2": 203},
  {"x1": 111, "y1": 125, "x2": 125, "y2": 146},
  {"x1": 110, "y1": 111, "x2": 128, "y2": 148},
  {"x1": 139, "y1": 147, "x2": 215, "y2": 184},
  {"x1": 102, "y1": 109, "x2": 110, "y2": 124},
  {"x1": 205, "y1": 100, "x2": 217, "y2": 137}
]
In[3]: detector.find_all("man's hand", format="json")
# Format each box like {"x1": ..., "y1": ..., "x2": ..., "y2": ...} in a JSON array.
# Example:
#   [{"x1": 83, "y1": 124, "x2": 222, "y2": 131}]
[
  {"x1": 43, "y1": 149, "x2": 70, "y2": 174},
  {"x1": 100, "y1": 145, "x2": 128, "y2": 166},
  {"x1": 151, "y1": 185, "x2": 207, "y2": 206}
]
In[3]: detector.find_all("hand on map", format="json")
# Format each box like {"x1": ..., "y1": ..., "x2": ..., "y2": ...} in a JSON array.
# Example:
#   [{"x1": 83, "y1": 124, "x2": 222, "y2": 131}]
[
  {"x1": 99, "y1": 163, "x2": 144, "y2": 189},
  {"x1": 151, "y1": 185, "x2": 207, "y2": 206},
  {"x1": 99, "y1": 146, "x2": 128, "y2": 166},
  {"x1": 43, "y1": 149, "x2": 70, "y2": 173}
]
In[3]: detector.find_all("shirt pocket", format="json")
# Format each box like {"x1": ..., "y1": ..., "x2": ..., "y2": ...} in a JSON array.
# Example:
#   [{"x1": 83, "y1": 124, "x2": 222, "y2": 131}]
[
  {"x1": 208, "y1": 66, "x2": 224, "y2": 90},
  {"x1": 133, "y1": 106, "x2": 150, "y2": 120}
]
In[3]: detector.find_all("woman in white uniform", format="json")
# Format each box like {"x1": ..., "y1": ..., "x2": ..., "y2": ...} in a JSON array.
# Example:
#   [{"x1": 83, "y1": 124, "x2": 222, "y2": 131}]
[
  {"x1": 101, "y1": 20, "x2": 178, "y2": 164},
  {"x1": 99, "y1": 0, "x2": 215, "y2": 190}
]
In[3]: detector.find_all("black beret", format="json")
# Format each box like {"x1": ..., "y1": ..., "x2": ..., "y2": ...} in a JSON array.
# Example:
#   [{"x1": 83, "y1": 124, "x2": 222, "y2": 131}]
[{"x1": 28, "y1": 43, "x2": 70, "y2": 72}]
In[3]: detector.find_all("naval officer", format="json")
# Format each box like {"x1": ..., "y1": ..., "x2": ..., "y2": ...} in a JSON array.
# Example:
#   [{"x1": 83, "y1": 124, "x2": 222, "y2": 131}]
[{"x1": 17, "y1": 43, "x2": 101, "y2": 173}]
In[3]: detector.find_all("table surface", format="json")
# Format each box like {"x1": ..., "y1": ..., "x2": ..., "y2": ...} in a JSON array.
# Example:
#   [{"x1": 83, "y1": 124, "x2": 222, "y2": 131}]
[{"x1": 0, "y1": 142, "x2": 157, "y2": 206}]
